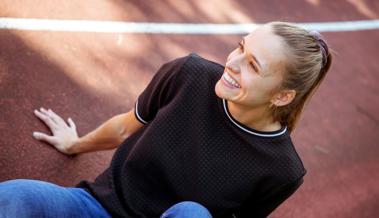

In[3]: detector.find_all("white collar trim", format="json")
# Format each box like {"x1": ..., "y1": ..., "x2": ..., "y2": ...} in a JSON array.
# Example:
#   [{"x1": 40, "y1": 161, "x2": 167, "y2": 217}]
[{"x1": 222, "y1": 99, "x2": 287, "y2": 137}]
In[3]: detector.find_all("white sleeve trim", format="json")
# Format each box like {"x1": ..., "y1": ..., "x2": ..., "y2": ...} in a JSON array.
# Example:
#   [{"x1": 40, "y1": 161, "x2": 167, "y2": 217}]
[{"x1": 135, "y1": 99, "x2": 149, "y2": 125}]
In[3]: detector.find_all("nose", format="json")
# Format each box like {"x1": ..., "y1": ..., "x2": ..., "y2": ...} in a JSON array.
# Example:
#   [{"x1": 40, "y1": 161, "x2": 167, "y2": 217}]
[{"x1": 226, "y1": 53, "x2": 244, "y2": 74}]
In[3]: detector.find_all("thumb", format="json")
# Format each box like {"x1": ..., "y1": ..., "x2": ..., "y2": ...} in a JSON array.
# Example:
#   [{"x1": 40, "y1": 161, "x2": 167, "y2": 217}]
[{"x1": 33, "y1": 132, "x2": 56, "y2": 145}]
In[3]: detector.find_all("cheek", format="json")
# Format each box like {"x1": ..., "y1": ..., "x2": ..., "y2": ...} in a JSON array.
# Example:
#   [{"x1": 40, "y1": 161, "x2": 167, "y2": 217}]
[
  {"x1": 241, "y1": 74, "x2": 277, "y2": 98},
  {"x1": 226, "y1": 49, "x2": 239, "y2": 61},
  {"x1": 240, "y1": 69, "x2": 258, "y2": 89},
  {"x1": 261, "y1": 79, "x2": 282, "y2": 98}
]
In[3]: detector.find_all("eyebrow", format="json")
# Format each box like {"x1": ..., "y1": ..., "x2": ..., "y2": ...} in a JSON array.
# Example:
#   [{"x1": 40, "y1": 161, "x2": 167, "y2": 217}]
[{"x1": 242, "y1": 38, "x2": 261, "y2": 70}]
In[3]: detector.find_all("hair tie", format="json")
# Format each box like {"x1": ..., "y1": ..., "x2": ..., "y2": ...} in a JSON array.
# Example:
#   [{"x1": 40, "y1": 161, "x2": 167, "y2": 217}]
[{"x1": 309, "y1": 30, "x2": 329, "y2": 67}]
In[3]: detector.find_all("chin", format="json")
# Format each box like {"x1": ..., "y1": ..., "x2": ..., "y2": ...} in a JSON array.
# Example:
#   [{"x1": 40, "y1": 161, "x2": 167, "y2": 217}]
[
  {"x1": 214, "y1": 81, "x2": 225, "y2": 99},
  {"x1": 215, "y1": 80, "x2": 237, "y2": 101}
]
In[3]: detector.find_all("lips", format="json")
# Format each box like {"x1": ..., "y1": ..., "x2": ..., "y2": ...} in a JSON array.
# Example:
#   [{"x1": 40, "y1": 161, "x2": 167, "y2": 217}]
[{"x1": 222, "y1": 71, "x2": 241, "y2": 88}]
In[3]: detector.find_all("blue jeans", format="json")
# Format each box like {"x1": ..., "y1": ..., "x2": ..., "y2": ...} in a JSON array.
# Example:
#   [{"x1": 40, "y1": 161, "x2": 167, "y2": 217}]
[{"x1": 0, "y1": 179, "x2": 212, "y2": 218}]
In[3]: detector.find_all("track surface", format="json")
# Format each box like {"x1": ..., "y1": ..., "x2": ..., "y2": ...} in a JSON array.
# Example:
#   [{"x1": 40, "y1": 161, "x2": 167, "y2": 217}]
[{"x1": 1, "y1": 1, "x2": 379, "y2": 218}]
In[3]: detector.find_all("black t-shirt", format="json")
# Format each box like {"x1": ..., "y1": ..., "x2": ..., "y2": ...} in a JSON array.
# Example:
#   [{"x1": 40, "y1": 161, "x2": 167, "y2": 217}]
[{"x1": 77, "y1": 53, "x2": 307, "y2": 218}]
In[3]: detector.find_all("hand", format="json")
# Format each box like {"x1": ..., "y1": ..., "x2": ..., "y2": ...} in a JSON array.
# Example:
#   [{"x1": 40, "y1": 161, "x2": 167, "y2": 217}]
[{"x1": 33, "y1": 107, "x2": 79, "y2": 155}]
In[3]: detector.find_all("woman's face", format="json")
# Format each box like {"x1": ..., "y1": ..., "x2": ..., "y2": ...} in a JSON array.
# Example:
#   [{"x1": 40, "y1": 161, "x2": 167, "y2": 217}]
[{"x1": 215, "y1": 24, "x2": 289, "y2": 108}]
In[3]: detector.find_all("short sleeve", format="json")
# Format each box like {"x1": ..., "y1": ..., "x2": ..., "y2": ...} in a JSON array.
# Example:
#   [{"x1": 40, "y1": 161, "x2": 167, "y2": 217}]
[
  {"x1": 233, "y1": 177, "x2": 304, "y2": 218},
  {"x1": 134, "y1": 55, "x2": 189, "y2": 125}
]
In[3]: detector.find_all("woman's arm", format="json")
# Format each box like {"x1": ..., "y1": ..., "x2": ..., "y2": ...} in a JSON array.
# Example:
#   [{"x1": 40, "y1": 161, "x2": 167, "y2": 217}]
[{"x1": 33, "y1": 107, "x2": 144, "y2": 155}]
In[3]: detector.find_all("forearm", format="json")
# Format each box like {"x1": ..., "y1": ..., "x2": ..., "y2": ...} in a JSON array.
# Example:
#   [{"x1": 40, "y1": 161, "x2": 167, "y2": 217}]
[{"x1": 69, "y1": 112, "x2": 135, "y2": 154}]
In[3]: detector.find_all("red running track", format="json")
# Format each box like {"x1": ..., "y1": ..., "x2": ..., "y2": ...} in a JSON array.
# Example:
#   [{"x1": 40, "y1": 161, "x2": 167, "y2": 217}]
[{"x1": 1, "y1": 1, "x2": 379, "y2": 217}]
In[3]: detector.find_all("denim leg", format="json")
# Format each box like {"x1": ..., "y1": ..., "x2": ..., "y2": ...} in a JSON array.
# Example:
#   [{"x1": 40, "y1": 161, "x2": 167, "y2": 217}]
[
  {"x1": 160, "y1": 201, "x2": 213, "y2": 218},
  {"x1": 0, "y1": 179, "x2": 111, "y2": 218}
]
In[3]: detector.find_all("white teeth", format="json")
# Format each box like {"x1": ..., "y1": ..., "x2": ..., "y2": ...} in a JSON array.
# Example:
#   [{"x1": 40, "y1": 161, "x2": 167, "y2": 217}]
[{"x1": 223, "y1": 73, "x2": 241, "y2": 88}]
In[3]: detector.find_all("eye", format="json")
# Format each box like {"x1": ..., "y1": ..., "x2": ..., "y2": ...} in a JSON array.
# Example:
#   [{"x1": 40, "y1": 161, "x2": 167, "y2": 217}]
[
  {"x1": 238, "y1": 42, "x2": 244, "y2": 52},
  {"x1": 249, "y1": 61, "x2": 258, "y2": 72},
  {"x1": 238, "y1": 41, "x2": 259, "y2": 73}
]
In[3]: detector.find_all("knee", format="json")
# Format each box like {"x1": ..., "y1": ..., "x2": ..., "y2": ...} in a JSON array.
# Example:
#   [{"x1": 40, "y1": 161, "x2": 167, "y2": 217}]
[
  {"x1": 0, "y1": 179, "x2": 36, "y2": 199},
  {"x1": 161, "y1": 201, "x2": 212, "y2": 218},
  {"x1": 0, "y1": 179, "x2": 45, "y2": 215}
]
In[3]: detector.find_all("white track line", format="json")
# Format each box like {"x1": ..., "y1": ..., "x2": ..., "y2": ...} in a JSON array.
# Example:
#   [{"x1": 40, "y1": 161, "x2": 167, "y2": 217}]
[{"x1": 1, "y1": 18, "x2": 379, "y2": 34}]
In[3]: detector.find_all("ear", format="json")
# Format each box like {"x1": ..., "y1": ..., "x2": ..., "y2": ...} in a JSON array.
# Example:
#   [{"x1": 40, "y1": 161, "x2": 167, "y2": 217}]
[{"x1": 271, "y1": 89, "x2": 296, "y2": 107}]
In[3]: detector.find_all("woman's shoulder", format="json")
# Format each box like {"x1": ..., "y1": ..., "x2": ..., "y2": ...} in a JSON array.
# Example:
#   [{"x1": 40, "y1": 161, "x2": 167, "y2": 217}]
[
  {"x1": 175, "y1": 53, "x2": 224, "y2": 83},
  {"x1": 263, "y1": 134, "x2": 307, "y2": 181},
  {"x1": 184, "y1": 53, "x2": 224, "y2": 69},
  {"x1": 162, "y1": 53, "x2": 222, "y2": 76},
  {"x1": 278, "y1": 140, "x2": 308, "y2": 181}
]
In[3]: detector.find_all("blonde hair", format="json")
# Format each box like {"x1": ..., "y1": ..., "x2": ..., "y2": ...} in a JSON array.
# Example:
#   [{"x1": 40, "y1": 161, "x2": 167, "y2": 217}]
[{"x1": 269, "y1": 21, "x2": 333, "y2": 133}]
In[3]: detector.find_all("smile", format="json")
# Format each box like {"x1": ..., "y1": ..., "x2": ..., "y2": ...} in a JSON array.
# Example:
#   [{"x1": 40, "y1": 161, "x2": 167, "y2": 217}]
[{"x1": 222, "y1": 72, "x2": 241, "y2": 88}]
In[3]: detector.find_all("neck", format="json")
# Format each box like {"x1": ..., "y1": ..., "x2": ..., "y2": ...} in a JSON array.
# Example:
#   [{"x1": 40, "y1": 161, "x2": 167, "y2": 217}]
[{"x1": 227, "y1": 100, "x2": 281, "y2": 132}]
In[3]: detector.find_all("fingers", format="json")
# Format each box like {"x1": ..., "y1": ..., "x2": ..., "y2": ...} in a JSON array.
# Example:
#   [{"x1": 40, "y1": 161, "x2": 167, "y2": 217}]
[
  {"x1": 32, "y1": 132, "x2": 57, "y2": 145},
  {"x1": 67, "y1": 118, "x2": 76, "y2": 130},
  {"x1": 38, "y1": 107, "x2": 50, "y2": 117},
  {"x1": 47, "y1": 109, "x2": 66, "y2": 126},
  {"x1": 34, "y1": 107, "x2": 69, "y2": 128},
  {"x1": 34, "y1": 108, "x2": 58, "y2": 130}
]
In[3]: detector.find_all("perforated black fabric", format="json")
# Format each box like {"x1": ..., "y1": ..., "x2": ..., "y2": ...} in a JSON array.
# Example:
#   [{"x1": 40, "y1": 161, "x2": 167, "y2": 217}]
[{"x1": 77, "y1": 54, "x2": 306, "y2": 218}]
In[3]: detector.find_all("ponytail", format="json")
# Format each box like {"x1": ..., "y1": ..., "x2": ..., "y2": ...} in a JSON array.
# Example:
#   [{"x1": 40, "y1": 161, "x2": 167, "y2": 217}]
[{"x1": 270, "y1": 22, "x2": 334, "y2": 133}]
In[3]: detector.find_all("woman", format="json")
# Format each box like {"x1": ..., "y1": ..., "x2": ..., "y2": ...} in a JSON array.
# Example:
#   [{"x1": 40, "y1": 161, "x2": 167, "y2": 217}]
[{"x1": 0, "y1": 21, "x2": 332, "y2": 218}]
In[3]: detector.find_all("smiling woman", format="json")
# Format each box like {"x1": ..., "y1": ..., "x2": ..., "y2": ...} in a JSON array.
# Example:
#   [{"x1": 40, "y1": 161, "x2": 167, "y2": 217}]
[
  {"x1": 216, "y1": 23, "x2": 292, "y2": 132},
  {"x1": 215, "y1": 22, "x2": 332, "y2": 133},
  {"x1": 0, "y1": 21, "x2": 333, "y2": 218}
]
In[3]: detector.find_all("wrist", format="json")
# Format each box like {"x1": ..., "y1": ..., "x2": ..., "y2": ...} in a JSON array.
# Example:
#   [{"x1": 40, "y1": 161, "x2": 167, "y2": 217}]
[{"x1": 66, "y1": 137, "x2": 81, "y2": 155}]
